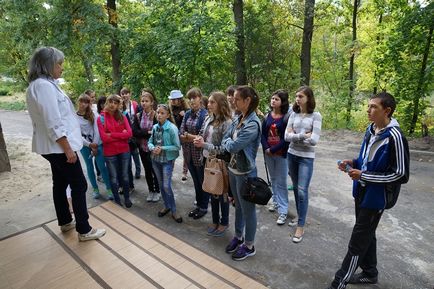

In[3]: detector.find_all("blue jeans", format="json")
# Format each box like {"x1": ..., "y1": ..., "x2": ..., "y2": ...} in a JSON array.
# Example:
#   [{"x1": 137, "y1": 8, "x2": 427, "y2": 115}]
[
  {"x1": 105, "y1": 152, "x2": 131, "y2": 204},
  {"x1": 211, "y1": 195, "x2": 229, "y2": 226},
  {"x1": 131, "y1": 147, "x2": 141, "y2": 177},
  {"x1": 287, "y1": 153, "x2": 314, "y2": 227},
  {"x1": 265, "y1": 154, "x2": 288, "y2": 215},
  {"x1": 229, "y1": 169, "x2": 257, "y2": 246},
  {"x1": 152, "y1": 160, "x2": 177, "y2": 213},
  {"x1": 187, "y1": 159, "x2": 209, "y2": 211},
  {"x1": 80, "y1": 145, "x2": 111, "y2": 191}
]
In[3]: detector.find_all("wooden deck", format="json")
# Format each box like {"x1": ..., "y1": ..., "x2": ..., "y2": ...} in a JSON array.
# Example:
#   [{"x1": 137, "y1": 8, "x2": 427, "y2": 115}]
[{"x1": 0, "y1": 202, "x2": 267, "y2": 289}]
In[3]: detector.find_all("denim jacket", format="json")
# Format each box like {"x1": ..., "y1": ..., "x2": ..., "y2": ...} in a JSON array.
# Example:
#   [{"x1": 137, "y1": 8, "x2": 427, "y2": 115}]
[{"x1": 222, "y1": 112, "x2": 261, "y2": 174}]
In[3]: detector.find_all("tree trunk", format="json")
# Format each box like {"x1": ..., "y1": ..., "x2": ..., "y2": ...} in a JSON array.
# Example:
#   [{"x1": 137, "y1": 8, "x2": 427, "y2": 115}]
[
  {"x1": 0, "y1": 123, "x2": 11, "y2": 173},
  {"x1": 82, "y1": 56, "x2": 94, "y2": 86},
  {"x1": 409, "y1": 25, "x2": 433, "y2": 135},
  {"x1": 107, "y1": 0, "x2": 122, "y2": 91},
  {"x1": 300, "y1": 0, "x2": 315, "y2": 86},
  {"x1": 346, "y1": 0, "x2": 358, "y2": 127},
  {"x1": 233, "y1": 0, "x2": 247, "y2": 85},
  {"x1": 373, "y1": 13, "x2": 382, "y2": 95}
]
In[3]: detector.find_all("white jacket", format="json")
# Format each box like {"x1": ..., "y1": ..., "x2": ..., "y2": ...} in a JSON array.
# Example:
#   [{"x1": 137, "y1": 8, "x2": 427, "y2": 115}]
[{"x1": 26, "y1": 76, "x2": 83, "y2": 154}]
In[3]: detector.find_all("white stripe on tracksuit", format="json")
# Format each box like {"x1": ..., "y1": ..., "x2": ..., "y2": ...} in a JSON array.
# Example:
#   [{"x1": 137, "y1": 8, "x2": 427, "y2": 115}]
[
  {"x1": 361, "y1": 127, "x2": 406, "y2": 183},
  {"x1": 337, "y1": 255, "x2": 359, "y2": 289}
]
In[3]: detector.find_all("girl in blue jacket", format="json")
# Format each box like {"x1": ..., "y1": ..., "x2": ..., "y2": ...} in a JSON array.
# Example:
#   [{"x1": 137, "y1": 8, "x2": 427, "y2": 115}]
[{"x1": 148, "y1": 104, "x2": 182, "y2": 223}]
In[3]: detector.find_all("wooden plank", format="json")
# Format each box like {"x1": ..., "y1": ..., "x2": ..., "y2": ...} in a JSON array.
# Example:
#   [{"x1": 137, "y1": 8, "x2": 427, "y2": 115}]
[
  {"x1": 91, "y1": 207, "x2": 193, "y2": 289},
  {"x1": 100, "y1": 202, "x2": 268, "y2": 289},
  {"x1": 0, "y1": 227, "x2": 56, "y2": 266},
  {"x1": 0, "y1": 228, "x2": 101, "y2": 289},
  {"x1": 45, "y1": 220, "x2": 157, "y2": 289}
]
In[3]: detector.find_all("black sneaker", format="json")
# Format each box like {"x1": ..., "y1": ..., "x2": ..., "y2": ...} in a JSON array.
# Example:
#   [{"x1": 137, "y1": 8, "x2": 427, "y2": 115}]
[
  {"x1": 188, "y1": 207, "x2": 200, "y2": 217},
  {"x1": 225, "y1": 237, "x2": 244, "y2": 253},
  {"x1": 192, "y1": 210, "x2": 207, "y2": 220},
  {"x1": 349, "y1": 272, "x2": 378, "y2": 284},
  {"x1": 232, "y1": 244, "x2": 256, "y2": 261}
]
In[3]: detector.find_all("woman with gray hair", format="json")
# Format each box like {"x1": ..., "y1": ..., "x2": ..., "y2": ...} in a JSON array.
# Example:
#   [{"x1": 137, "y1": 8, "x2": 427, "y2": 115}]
[{"x1": 26, "y1": 47, "x2": 106, "y2": 241}]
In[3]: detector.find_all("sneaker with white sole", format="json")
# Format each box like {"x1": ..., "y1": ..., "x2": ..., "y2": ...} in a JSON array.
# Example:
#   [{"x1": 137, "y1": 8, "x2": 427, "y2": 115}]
[
  {"x1": 147, "y1": 192, "x2": 154, "y2": 202},
  {"x1": 60, "y1": 220, "x2": 76, "y2": 232},
  {"x1": 276, "y1": 214, "x2": 287, "y2": 225},
  {"x1": 268, "y1": 202, "x2": 278, "y2": 212},
  {"x1": 78, "y1": 228, "x2": 106, "y2": 242},
  {"x1": 232, "y1": 244, "x2": 256, "y2": 261},
  {"x1": 287, "y1": 218, "x2": 298, "y2": 227},
  {"x1": 152, "y1": 193, "x2": 160, "y2": 202}
]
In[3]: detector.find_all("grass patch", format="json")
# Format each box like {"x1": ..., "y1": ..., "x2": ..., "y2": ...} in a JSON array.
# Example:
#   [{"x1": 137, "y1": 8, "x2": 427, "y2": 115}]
[
  {"x1": 0, "y1": 91, "x2": 26, "y2": 111},
  {"x1": 0, "y1": 101, "x2": 26, "y2": 111}
]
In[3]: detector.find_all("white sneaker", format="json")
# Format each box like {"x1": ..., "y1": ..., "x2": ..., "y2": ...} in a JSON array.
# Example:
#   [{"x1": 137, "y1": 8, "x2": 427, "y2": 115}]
[
  {"x1": 147, "y1": 192, "x2": 154, "y2": 202},
  {"x1": 287, "y1": 218, "x2": 298, "y2": 227},
  {"x1": 78, "y1": 228, "x2": 106, "y2": 242},
  {"x1": 276, "y1": 214, "x2": 287, "y2": 225},
  {"x1": 152, "y1": 193, "x2": 160, "y2": 202},
  {"x1": 268, "y1": 202, "x2": 277, "y2": 212},
  {"x1": 60, "y1": 220, "x2": 76, "y2": 232}
]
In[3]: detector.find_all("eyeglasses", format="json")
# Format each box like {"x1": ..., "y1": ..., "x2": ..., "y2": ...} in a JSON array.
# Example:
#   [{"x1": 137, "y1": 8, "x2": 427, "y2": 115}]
[{"x1": 108, "y1": 99, "x2": 120, "y2": 104}]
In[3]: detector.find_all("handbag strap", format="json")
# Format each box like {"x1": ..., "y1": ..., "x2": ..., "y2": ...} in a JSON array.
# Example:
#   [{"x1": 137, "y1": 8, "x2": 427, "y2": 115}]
[{"x1": 262, "y1": 150, "x2": 271, "y2": 186}]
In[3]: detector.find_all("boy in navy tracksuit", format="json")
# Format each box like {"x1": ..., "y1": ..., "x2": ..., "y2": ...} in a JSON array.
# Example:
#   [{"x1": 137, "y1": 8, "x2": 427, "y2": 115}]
[{"x1": 327, "y1": 92, "x2": 409, "y2": 289}]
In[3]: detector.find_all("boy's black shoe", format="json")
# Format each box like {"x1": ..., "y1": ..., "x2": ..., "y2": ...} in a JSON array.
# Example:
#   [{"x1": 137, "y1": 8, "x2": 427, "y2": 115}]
[{"x1": 349, "y1": 272, "x2": 378, "y2": 284}]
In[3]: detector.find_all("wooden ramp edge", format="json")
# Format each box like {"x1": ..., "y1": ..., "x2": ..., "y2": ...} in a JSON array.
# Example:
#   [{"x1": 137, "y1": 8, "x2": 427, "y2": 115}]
[{"x1": 1, "y1": 202, "x2": 268, "y2": 289}]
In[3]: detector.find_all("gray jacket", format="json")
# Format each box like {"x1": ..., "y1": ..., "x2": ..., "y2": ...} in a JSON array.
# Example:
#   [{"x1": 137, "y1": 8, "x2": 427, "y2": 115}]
[{"x1": 200, "y1": 115, "x2": 232, "y2": 157}]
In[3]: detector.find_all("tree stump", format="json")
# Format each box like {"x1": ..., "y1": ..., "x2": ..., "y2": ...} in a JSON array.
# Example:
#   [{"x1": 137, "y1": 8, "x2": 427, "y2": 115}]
[{"x1": 0, "y1": 122, "x2": 11, "y2": 172}]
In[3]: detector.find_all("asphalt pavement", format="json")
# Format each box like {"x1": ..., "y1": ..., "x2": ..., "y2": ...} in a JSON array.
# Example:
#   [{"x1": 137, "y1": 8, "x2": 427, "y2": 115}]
[{"x1": 1, "y1": 110, "x2": 433, "y2": 289}]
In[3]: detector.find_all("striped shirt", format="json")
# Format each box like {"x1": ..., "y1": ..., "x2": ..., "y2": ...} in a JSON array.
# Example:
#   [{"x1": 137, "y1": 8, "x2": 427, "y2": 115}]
[{"x1": 284, "y1": 112, "x2": 322, "y2": 158}]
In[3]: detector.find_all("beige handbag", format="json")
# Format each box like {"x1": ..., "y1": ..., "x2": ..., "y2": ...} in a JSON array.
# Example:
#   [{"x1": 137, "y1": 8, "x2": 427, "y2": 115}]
[{"x1": 202, "y1": 157, "x2": 228, "y2": 196}]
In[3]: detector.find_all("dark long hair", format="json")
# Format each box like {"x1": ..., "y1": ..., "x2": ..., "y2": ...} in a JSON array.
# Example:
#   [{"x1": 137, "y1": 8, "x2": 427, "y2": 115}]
[
  {"x1": 270, "y1": 89, "x2": 289, "y2": 114},
  {"x1": 293, "y1": 86, "x2": 315, "y2": 114},
  {"x1": 236, "y1": 86, "x2": 259, "y2": 117}
]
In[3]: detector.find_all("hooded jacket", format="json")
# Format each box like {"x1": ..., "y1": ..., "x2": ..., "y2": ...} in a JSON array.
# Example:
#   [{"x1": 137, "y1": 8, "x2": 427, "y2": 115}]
[{"x1": 353, "y1": 118, "x2": 409, "y2": 209}]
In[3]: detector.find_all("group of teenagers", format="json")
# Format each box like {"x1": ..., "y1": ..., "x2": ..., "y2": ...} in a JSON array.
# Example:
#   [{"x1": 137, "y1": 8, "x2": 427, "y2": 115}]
[
  {"x1": 77, "y1": 82, "x2": 322, "y2": 248},
  {"x1": 27, "y1": 47, "x2": 410, "y2": 289}
]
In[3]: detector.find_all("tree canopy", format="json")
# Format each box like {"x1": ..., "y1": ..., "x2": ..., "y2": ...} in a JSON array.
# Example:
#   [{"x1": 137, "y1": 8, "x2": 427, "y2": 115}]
[{"x1": 0, "y1": 0, "x2": 432, "y2": 135}]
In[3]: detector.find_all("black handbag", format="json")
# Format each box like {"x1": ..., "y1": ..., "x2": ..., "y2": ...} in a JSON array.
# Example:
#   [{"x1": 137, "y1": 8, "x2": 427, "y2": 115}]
[
  {"x1": 241, "y1": 151, "x2": 272, "y2": 205},
  {"x1": 241, "y1": 176, "x2": 272, "y2": 205}
]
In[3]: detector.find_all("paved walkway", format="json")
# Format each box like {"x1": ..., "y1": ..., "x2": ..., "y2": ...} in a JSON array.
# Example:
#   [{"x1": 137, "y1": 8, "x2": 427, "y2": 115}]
[{"x1": 0, "y1": 202, "x2": 267, "y2": 289}]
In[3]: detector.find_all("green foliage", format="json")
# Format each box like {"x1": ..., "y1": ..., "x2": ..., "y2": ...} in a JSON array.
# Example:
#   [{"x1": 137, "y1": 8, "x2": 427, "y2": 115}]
[
  {"x1": 0, "y1": 0, "x2": 432, "y2": 134},
  {"x1": 0, "y1": 101, "x2": 26, "y2": 111}
]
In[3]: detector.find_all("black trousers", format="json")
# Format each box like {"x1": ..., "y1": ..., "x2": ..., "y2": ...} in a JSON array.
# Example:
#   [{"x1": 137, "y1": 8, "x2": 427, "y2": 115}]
[
  {"x1": 331, "y1": 200, "x2": 383, "y2": 289},
  {"x1": 138, "y1": 149, "x2": 160, "y2": 194},
  {"x1": 42, "y1": 153, "x2": 92, "y2": 234}
]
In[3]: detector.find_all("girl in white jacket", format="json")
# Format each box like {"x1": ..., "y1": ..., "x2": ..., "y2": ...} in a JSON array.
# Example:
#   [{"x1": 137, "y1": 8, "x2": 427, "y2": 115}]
[{"x1": 76, "y1": 93, "x2": 113, "y2": 199}]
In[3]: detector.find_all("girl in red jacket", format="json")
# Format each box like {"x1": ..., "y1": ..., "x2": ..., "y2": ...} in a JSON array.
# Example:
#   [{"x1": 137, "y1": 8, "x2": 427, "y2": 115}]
[{"x1": 97, "y1": 94, "x2": 133, "y2": 207}]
